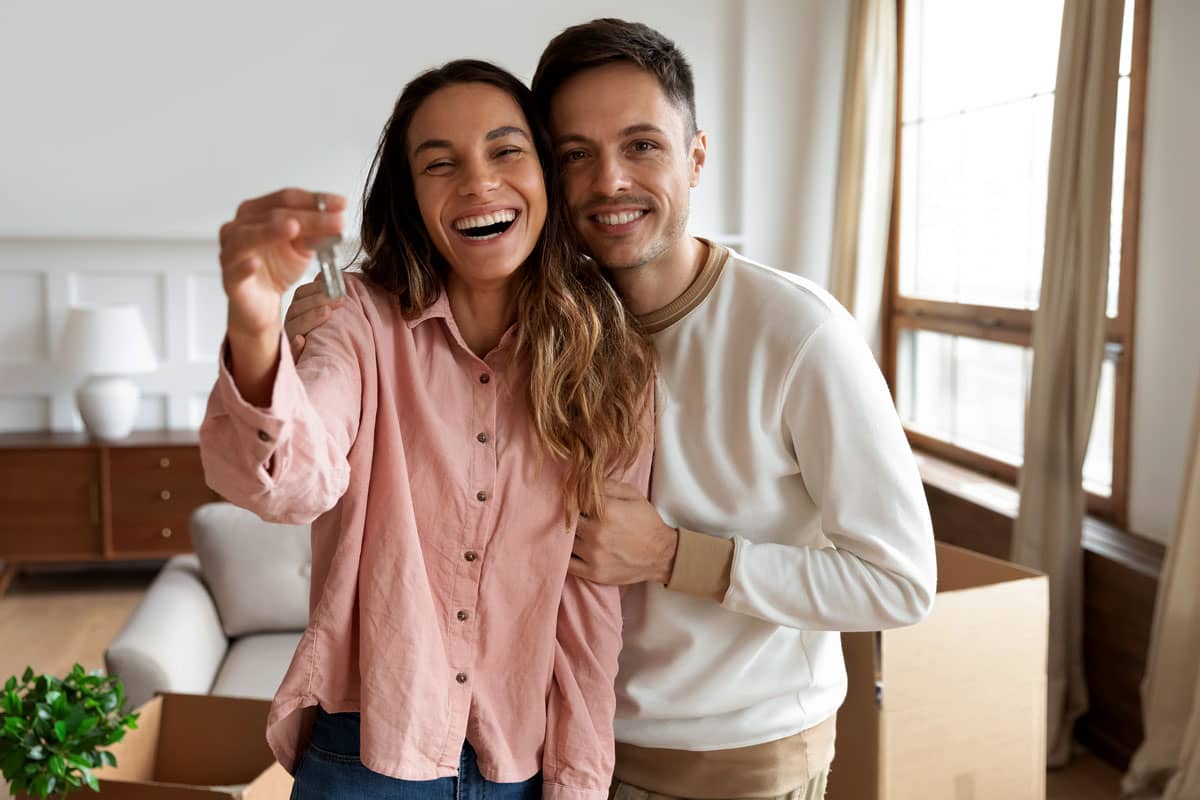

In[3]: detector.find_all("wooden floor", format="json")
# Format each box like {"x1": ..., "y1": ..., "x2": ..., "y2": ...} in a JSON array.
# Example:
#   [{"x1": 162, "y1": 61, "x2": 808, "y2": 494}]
[{"x1": 0, "y1": 564, "x2": 1126, "y2": 800}]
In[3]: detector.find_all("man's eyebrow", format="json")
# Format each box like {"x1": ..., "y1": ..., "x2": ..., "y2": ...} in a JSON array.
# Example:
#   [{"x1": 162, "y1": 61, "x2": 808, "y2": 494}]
[
  {"x1": 620, "y1": 123, "x2": 667, "y2": 137},
  {"x1": 414, "y1": 126, "x2": 530, "y2": 157},
  {"x1": 554, "y1": 123, "x2": 668, "y2": 148}
]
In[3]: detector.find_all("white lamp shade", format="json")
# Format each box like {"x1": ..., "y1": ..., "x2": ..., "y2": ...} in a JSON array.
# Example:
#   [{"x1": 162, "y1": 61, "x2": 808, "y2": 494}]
[{"x1": 57, "y1": 305, "x2": 158, "y2": 375}]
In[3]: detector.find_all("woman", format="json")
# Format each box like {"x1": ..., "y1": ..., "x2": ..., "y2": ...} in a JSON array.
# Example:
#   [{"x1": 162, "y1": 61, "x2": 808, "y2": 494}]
[{"x1": 200, "y1": 60, "x2": 654, "y2": 799}]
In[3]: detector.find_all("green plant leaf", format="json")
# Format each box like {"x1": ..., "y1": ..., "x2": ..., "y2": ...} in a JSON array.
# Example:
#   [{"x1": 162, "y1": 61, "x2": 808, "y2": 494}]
[
  {"x1": 52, "y1": 720, "x2": 66, "y2": 742},
  {"x1": 26, "y1": 744, "x2": 44, "y2": 760},
  {"x1": 82, "y1": 766, "x2": 99, "y2": 791},
  {"x1": 77, "y1": 715, "x2": 99, "y2": 736},
  {"x1": 98, "y1": 750, "x2": 117, "y2": 768},
  {"x1": 47, "y1": 754, "x2": 65, "y2": 778},
  {"x1": 21, "y1": 667, "x2": 34, "y2": 684},
  {"x1": 3, "y1": 677, "x2": 14, "y2": 693},
  {"x1": 30, "y1": 772, "x2": 50, "y2": 799}
]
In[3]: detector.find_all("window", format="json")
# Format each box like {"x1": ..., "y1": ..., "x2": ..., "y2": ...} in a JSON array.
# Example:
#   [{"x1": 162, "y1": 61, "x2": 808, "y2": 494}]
[{"x1": 885, "y1": 0, "x2": 1150, "y2": 525}]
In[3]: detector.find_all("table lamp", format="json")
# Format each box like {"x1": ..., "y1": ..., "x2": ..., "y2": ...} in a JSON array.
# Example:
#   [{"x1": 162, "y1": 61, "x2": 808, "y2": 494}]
[{"x1": 56, "y1": 305, "x2": 158, "y2": 439}]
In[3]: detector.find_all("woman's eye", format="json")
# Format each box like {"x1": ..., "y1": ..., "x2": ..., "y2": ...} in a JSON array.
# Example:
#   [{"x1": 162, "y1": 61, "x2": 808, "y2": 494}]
[
  {"x1": 496, "y1": 147, "x2": 522, "y2": 159},
  {"x1": 425, "y1": 161, "x2": 452, "y2": 174},
  {"x1": 562, "y1": 150, "x2": 587, "y2": 163}
]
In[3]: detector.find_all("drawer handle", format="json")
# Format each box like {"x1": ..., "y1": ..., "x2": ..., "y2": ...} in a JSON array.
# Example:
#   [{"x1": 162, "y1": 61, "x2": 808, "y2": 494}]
[
  {"x1": 161, "y1": 528, "x2": 173, "y2": 539},
  {"x1": 160, "y1": 489, "x2": 172, "y2": 501},
  {"x1": 160, "y1": 457, "x2": 171, "y2": 468}
]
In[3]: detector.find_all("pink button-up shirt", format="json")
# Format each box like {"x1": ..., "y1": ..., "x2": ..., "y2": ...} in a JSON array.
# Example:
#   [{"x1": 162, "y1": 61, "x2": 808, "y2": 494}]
[{"x1": 199, "y1": 273, "x2": 652, "y2": 800}]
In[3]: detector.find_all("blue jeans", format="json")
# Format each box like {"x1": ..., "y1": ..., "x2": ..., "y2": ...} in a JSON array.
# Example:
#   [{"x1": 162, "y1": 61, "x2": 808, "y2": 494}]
[{"x1": 290, "y1": 707, "x2": 543, "y2": 799}]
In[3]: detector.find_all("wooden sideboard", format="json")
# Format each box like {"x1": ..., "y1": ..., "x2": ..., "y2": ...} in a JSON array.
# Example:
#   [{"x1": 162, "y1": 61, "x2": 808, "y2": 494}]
[{"x1": 0, "y1": 430, "x2": 218, "y2": 595}]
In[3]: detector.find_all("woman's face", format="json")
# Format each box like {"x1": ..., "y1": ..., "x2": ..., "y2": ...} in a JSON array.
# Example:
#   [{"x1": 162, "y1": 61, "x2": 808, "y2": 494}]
[{"x1": 406, "y1": 82, "x2": 547, "y2": 290}]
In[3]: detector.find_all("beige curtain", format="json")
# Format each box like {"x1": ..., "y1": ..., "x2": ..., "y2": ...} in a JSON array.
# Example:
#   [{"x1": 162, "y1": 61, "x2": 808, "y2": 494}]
[
  {"x1": 1011, "y1": 0, "x2": 1125, "y2": 768},
  {"x1": 1122, "y1": 389, "x2": 1200, "y2": 799},
  {"x1": 828, "y1": 0, "x2": 896, "y2": 362}
]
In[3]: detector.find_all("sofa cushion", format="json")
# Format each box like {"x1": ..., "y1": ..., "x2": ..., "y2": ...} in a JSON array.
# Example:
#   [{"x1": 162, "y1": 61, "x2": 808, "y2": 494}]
[
  {"x1": 190, "y1": 502, "x2": 311, "y2": 637},
  {"x1": 210, "y1": 632, "x2": 303, "y2": 700}
]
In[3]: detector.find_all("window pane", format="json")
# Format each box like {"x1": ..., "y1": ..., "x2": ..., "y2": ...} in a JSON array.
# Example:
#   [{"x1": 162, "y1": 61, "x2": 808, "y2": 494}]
[
  {"x1": 902, "y1": 0, "x2": 1063, "y2": 123},
  {"x1": 898, "y1": 329, "x2": 1117, "y2": 495},
  {"x1": 901, "y1": 96, "x2": 1054, "y2": 307},
  {"x1": 1108, "y1": 78, "x2": 1130, "y2": 318},
  {"x1": 897, "y1": 329, "x2": 1030, "y2": 463},
  {"x1": 1120, "y1": 0, "x2": 1135, "y2": 76},
  {"x1": 1084, "y1": 357, "x2": 1117, "y2": 495}
]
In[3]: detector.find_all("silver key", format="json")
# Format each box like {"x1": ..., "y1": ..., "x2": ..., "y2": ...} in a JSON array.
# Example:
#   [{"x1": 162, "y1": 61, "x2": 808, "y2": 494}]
[
  {"x1": 313, "y1": 193, "x2": 345, "y2": 300},
  {"x1": 313, "y1": 234, "x2": 346, "y2": 300}
]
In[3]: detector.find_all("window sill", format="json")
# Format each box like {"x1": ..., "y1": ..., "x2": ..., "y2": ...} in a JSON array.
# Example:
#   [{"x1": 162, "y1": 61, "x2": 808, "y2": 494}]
[{"x1": 913, "y1": 450, "x2": 1164, "y2": 578}]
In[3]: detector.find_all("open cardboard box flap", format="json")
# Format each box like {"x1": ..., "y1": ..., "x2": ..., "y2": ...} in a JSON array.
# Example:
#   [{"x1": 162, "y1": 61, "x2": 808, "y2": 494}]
[
  {"x1": 828, "y1": 541, "x2": 1049, "y2": 800},
  {"x1": 95, "y1": 693, "x2": 292, "y2": 799}
]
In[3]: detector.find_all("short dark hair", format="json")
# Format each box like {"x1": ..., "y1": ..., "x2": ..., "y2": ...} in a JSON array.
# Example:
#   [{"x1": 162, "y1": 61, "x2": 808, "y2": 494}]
[{"x1": 532, "y1": 18, "x2": 698, "y2": 138}]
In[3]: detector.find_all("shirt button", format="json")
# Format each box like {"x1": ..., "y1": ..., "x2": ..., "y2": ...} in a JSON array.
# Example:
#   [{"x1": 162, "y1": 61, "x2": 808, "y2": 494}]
[
  {"x1": 464, "y1": 551, "x2": 477, "y2": 562},
  {"x1": 457, "y1": 610, "x2": 469, "y2": 621},
  {"x1": 479, "y1": 373, "x2": 490, "y2": 384},
  {"x1": 257, "y1": 430, "x2": 271, "y2": 442},
  {"x1": 476, "y1": 490, "x2": 488, "y2": 502},
  {"x1": 456, "y1": 672, "x2": 468, "y2": 684},
  {"x1": 476, "y1": 432, "x2": 488, "y2": 444}
]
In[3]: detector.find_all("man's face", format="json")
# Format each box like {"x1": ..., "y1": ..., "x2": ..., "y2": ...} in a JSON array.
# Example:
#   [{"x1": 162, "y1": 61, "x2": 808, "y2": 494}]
[{"x1": 549, "y1": 63, "x2": 706, "y2": 272}]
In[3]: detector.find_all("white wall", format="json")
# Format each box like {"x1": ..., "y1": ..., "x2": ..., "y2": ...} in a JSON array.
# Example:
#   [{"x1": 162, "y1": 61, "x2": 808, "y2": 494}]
[
  {"x1": 739, "y1": 0, "x2": 850, "y2": 283},
  {"x1": 1127, "y1": 0, "x2": 1200, "y2": 544},
  {"x1": 0, "y1": 0, "x2": 736, "y2": 240}
]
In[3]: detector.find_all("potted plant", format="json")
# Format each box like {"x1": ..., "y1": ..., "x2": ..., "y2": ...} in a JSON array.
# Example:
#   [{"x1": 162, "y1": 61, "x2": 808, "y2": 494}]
[{"x1": 0, "y1": 664, "x2": 139, "y2": 799}]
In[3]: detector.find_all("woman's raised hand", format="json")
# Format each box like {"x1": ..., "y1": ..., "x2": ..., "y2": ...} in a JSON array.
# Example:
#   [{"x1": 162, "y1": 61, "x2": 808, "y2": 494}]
[{"x1": 219, "y1": 188, "x2": 347, "y2": 338}]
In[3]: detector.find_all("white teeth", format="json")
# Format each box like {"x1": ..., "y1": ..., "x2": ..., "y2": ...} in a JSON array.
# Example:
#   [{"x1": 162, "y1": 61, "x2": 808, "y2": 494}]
[
  {"x1": 596, "y1": 210, "x2": 647, "y2": 226},
  {"x1": 455, "y1": 209, "x2": 518, "y2": 231}
]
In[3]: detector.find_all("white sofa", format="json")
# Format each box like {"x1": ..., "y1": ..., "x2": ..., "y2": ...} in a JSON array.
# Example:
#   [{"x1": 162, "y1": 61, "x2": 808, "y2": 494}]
[{"x1": 104, "y1": 502, "x2": 311, "y2": 709}]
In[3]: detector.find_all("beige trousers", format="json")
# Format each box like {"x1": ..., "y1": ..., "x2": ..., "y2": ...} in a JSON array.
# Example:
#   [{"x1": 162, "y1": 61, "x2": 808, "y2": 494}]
[{"x1": 608, "y1": 771, "x2": 829, "y2": 800}]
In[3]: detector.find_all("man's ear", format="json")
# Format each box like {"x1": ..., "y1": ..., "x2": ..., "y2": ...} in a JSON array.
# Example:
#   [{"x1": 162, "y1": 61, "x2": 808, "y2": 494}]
[{"x1": 689, "y1": 130, "x2": 708, "y2": 188}]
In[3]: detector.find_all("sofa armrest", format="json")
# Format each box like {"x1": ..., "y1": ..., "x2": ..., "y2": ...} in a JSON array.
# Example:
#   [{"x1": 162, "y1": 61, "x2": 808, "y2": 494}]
[{"x1": 104, "y1": 555, "x2": 229, "y2": 709}]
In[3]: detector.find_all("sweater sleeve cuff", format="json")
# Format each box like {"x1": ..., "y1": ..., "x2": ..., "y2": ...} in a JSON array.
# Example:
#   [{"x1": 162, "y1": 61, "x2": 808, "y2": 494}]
[{"x1": 666, "y1": 528, "x2": 734, "y2": 602}]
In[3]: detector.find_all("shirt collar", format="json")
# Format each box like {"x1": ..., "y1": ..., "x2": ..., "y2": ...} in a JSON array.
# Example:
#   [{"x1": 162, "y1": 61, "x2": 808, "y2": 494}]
[{"x1": 405, "y1": 288, "x2": 453, "y2": 330}]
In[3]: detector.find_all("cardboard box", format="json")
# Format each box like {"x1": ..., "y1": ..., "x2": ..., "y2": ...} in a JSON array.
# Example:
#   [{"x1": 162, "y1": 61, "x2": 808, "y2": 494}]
[
  {"x1": 39, "y1": 693, "x2": 293, "y2": 799},
  {"x1": 827, "y1": 542, "x2": 1049, "y2": 800}
]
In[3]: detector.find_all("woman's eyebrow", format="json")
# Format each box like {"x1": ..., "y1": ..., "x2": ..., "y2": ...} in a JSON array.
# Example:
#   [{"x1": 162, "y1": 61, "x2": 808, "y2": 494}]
[{"x1": 486, "y1": 125, "x2": 530, "y2": 141}]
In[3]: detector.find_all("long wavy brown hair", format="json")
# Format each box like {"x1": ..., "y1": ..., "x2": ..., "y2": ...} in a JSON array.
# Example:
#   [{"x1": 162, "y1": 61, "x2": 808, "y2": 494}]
[{"x1": 357, "y1": 59, "x2": 653, "y2": 517}]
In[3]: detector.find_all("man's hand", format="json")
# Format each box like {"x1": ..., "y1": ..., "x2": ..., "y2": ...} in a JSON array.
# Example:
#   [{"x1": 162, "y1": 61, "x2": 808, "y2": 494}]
[
  {"x1": 285, "y1": 276, "x2": 342, "y2": 359},
  {"x1": 570, "y1": 480, "x2": 679, "y2": 586}
]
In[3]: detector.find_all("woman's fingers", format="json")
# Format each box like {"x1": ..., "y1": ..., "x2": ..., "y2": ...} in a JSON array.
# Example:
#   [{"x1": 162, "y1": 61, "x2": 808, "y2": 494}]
[
  {"x1": 219, "y1": 218, "x2": 298, "y2": 269},
  {"x1": 236, "y1": 188, "x2": 348, "y2": 221}
]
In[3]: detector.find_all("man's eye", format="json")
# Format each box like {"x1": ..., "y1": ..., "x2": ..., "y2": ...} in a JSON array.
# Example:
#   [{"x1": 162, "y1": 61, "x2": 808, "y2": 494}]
[{"x1": 632, "y1": 141, "x2": 657, "y2": 153}]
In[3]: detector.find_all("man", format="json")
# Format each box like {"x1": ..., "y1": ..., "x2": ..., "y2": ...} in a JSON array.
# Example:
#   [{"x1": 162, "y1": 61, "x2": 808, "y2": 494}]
[{"x1": 286, "y1": 19, "x2": 936, "y2": 800}]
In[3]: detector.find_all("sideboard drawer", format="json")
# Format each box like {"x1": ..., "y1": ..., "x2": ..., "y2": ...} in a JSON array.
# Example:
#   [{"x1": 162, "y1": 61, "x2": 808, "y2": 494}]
[
  {"x1": 0, "y1": 449, "x2": 101, "y2": 559},
  {"x1": 109, "y1": 446, "x2": 216, "y2": 555}
]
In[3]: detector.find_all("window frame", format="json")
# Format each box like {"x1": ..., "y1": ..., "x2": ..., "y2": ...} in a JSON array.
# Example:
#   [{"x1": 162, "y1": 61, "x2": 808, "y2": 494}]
[{"x1": 882, "y1": 0, "x2": 1152, "y2": 527}]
